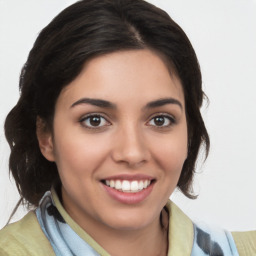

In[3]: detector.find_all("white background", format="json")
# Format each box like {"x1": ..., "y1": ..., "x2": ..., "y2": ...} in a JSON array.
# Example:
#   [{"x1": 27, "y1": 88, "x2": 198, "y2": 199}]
[{"x1": 0, "y1": 0, "x2": 256, "y2": 231}]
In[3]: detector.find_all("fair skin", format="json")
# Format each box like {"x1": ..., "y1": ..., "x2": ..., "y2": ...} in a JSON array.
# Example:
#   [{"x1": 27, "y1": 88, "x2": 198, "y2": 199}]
[{"x1": 38, "y1": 49, "x2": 188, "y2": 256}]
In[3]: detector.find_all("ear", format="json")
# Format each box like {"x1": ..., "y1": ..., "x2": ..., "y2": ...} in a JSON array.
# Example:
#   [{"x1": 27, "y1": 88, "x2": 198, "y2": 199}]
[{"x1": 36, "y1": 117, "x2": 55, "y2": 162}]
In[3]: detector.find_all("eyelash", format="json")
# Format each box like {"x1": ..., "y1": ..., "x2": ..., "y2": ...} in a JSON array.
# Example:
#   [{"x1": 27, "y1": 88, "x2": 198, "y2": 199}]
[
  {"x1": 79, "y1": 113, "x2": 176, "y2": 130},
  {"x1": 147, "y1": 114, "x2": 176, "y2": 128},
  {"x1": 79, "y1": 114, "x2": 111, "y2": 129}
]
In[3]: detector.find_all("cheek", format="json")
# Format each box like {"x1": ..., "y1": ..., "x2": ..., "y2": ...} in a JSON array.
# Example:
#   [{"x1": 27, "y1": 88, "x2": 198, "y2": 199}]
[
  {"x1": 52, "y1": 132, "x2": 110, "y2": 178},
  {"x1": 159, "y1": 146, "x2": 187, "y2": 176},
  {"x1": 153, "y1": 130, "x2": 188, "y2": 174}
]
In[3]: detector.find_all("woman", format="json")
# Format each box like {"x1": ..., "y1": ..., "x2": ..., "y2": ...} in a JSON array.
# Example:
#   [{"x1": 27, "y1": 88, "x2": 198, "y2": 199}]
[{"x1": 0, "y1": 0, "x2": 255, "y2": 255}]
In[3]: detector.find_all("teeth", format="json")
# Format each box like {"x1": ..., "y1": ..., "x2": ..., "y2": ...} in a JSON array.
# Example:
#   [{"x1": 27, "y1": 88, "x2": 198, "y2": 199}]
[
  {"x1": 105, "y1": 179, "x2": 151, "y2": 193},
  {"x1": 131, "y1": 181, "x2": 138, "y2": 191},
  {"x1": 110, "y1": 180, "x2": 115, "y2": 188},
  {"x1": 143, "y1": 180, "x2": 148, "y2": 188},
  {"x1": 138, "y1": 181, "x2": 144, "y2": 190},
  {"x1": 115, "y1": 180, "x2": 122, "y2": 190},
  {"x1": 122, "y1": 180, "x2": 130, "y2": 191}
]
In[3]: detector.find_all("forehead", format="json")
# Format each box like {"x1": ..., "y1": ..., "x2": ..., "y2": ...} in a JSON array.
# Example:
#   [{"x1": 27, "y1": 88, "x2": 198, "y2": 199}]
[{"x1": 58, "y1": 49, "x2": 184, "y2": 108}]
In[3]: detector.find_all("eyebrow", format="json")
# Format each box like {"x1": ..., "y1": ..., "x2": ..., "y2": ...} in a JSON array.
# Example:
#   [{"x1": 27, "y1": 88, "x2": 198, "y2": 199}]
[
  {"x1": 70, "y1": 97, "x2": 183, "y2": 110},
  {"x1": 70, "y1": 98, "x2": 116, "y2": 109},
  {"x1": 144, "y1": 98, "x2": 183, "y2": 110}
]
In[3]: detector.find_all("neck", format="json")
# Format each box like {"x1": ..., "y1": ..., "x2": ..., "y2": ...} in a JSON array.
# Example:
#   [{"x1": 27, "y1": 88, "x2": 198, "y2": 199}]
[
  {"x1": 94, "y1": 212, "x2": 168, "y2": 256},
  {"x1": 66, "y1": 205, "x2": 168, "y2": 256},
  {"x1": 73, "y1": 207, "x2": 169, "y2": 256}
]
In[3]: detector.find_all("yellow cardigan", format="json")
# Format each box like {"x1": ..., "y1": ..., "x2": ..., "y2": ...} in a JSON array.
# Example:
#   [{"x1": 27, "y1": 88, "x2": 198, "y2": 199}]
[{"x1": 0, "y1": 190, "x2": 255, "y2": 255}]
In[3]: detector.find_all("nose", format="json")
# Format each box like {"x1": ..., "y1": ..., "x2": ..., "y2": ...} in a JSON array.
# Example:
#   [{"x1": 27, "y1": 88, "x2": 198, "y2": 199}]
[{"x1": 111, "y1": 123, "x2": 150, "y2": 168}]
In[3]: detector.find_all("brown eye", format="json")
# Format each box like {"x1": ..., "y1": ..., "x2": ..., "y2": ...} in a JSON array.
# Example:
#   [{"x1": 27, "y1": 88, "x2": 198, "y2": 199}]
[
  {"x1": 153, "y1": 116, "x2": 165, "y2": 126},
  {"x1": 89, "y1": 116, "x2": 101, "y2": 126},
  {"x1": 80, "y1": 115, "x2": 110, "y2": 128},
  {"x1": 148, "y1": 115, "x2": 175, "y2": 127}
]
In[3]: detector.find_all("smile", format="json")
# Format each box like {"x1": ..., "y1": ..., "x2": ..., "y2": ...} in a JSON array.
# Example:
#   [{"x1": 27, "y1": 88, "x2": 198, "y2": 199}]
[{"x1": 103, "y1": 179, "x2": 152, "y2": 193}]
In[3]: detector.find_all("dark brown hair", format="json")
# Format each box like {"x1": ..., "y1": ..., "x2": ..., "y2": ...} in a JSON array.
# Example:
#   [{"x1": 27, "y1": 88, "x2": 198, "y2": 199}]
[{"x1": 5, "y1": 0, "x2": 209, "y2": 207}]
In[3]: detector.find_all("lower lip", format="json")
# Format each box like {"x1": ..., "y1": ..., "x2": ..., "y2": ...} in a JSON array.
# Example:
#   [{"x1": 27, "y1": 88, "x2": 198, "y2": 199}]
[{"x1": 102, "y1": 182, "x2": 154, "y2": 204}]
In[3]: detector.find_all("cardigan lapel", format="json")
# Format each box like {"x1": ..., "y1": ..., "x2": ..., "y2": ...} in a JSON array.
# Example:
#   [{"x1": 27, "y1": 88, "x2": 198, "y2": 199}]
[{"x1": 166, "y1": 201, "x2": 194, "y2": 256}]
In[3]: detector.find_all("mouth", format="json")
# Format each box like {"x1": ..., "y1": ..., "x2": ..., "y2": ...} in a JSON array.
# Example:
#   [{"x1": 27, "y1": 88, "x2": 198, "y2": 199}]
[
  {"x1": 101, "y1": 179, "x2": 154, "y2": 193},
  {"x1": 101, "y1": 176, "x2": 156, "y2": 204}
]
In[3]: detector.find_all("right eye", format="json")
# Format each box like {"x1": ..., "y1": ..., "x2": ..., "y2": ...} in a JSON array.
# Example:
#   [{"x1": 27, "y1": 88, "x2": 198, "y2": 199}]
[{"x1": 80, "y1": 114, "x2": 110, "y2": 129}]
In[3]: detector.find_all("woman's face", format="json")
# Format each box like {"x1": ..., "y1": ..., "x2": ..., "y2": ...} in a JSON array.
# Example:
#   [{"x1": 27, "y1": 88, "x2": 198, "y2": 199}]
[{"x1": 40, "y1": 49, "x2": 187, "y2": 234}]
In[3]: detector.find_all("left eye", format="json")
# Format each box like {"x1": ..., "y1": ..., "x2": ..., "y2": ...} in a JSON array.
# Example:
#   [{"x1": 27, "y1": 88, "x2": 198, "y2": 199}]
[
  {"x1": 80, "y1": 115, "x2": 110, "y2": 128},
  {"x1": 148, "y1": 115, "x2": 174, "y2": 127}
]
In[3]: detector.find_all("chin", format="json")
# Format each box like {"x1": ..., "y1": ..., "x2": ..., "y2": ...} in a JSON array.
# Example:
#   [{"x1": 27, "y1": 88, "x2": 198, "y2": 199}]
[{"x1": 102, "y1": 209, "x2": 158, "y2": 231}]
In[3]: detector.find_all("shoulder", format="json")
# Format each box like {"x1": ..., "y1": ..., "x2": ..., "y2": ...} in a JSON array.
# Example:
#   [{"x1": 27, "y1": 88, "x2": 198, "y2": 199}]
[
  {"x1": 0, "y1": 211, "x2": 55, "y2": 256},
  {"x1": 167, "y1": 200, "x2": 256, "y2": 256},
  {"x1": 232, "y1": 230, "x2": 256, "y2": 255}
]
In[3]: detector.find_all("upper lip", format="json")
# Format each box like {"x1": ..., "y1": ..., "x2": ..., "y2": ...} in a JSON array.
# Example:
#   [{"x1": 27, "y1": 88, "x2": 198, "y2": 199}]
[{"x1": 101, "y1": 174, "x2": 155, "y2": 181}]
